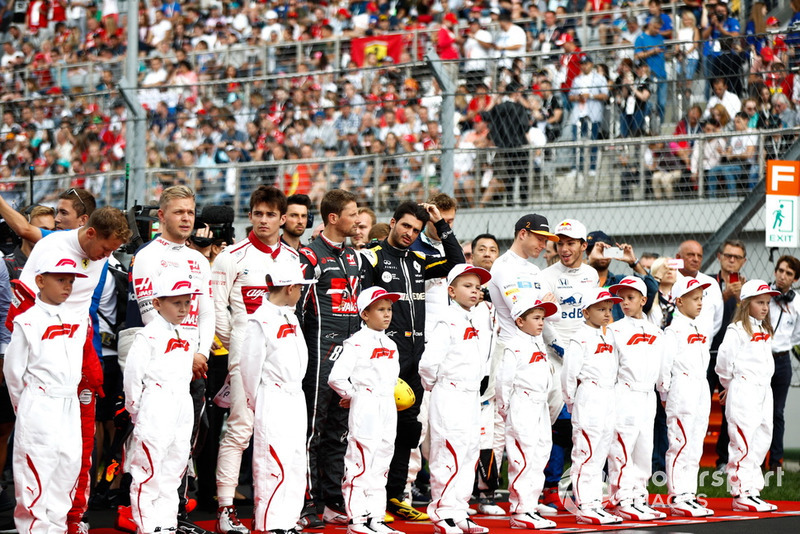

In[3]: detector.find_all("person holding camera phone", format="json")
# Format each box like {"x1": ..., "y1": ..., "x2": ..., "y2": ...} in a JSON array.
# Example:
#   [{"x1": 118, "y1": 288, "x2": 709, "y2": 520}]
[{"x1": 585, "y1": 231, "x2": 658, "y2": 322}]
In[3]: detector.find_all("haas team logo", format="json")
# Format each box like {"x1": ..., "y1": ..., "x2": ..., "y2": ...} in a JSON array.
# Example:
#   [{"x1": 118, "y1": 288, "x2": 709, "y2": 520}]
[
  {"x1": 277, "y1": 324, "x2": 297, "y2": 338},
  {"x1": 56, "y1": 258, "x2": 77, "y2": 268},
  {"x1": 463, "y1": 327, "x2": 479, "y2": 340},
  {"x1": 42, "y1": 324, "x2": 79, "y2": 340},
  {"x1": 627, "y1": 333, "x2": 657, "y2": 345},
  {"x1": 687, "y1": 333, "x2": 707, "y2": 344},
  {"x1": 134, "y1": 278, "x2": 153, "y2": 298},
  {"x1": 370, "y1": 348, "x2": 395, "y2": 359},
  {"x1": 166, "y1": 338, "x2": 191, "y2": 352},
  {"x1": 529, "y1": 351, "x2": 547, "y2": 363},
  {"x1": 751, "y1": 332, "x2": 770, "y2": 342},
  {"x1": 595, "y1": 343, "x2": 613, "y2": 354}
]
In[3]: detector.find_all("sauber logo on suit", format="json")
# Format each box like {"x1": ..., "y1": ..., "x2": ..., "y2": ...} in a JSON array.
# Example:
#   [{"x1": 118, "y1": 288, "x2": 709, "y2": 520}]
[
  {"x1": 626, "y1": 333, "x2": 657, "y2": 345},
  {"x1": 41, "y1": 324, "x2": 79, "y2": 340},
  {"x1": 277, "y1": 324, "x2": 298, "y2": 338}
]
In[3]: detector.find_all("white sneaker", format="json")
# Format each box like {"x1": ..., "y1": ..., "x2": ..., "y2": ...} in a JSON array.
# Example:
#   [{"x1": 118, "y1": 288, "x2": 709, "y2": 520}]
[
  {"x1": 576, "y1": 506, "x2": 622, "y2": 525},
  {"x1": 433, "y1": 519, "x2": 462, "y2": 534},
  {"x1": 323, "y1": 506, "x2": 349, "y2": 525},
  {"x1": 670, "y1": 497, "x2": 712, "y2": 517},
  {"x1": 732, "y1": 495, "x2": 777, "y2": 512},
  {"x1": 536, "y1": 503, "x2": 557, "y2": 516},
  {"x1": 466, "y1": 508, "x2": 477, "y2": 516},
  {"x1": 367, "y1": 519, "x2": 404, "y2": 534},
  {"x1": 454, "y1": 518, "x2": 489, "y2": 534},
  {"x1": 348, "y1": 522, "x2": 378, "y2": 534},
  {"x1": 614, "y1": 501, "x2": 657, "y2": 521},
  {"x1": 216, "y1": 506, "x2": 250, "y2": 534},
  {"x1": 510, "y1": 512, "x2": 556, "y2": 529},
  {"x1": 476, "y1": 498, "x2": 505, "y2": 516},
  {"x1": 635, "y1": 501, "x2": 666, "y2": 520}
]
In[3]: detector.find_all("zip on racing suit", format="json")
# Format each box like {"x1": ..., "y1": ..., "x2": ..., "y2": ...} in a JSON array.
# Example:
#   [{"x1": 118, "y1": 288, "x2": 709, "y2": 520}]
[
  {"x1": 359, "y1": 219, "x2": 464, "y2": 502},
  {"x1": 297, "y1": 234, "x2": 363, "y2": 510}
]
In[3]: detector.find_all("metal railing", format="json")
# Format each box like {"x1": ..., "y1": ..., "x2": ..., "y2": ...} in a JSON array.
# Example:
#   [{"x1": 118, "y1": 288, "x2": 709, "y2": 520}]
[{"x1": 2, "y1": 127, "x2": 795, "y2": 215}]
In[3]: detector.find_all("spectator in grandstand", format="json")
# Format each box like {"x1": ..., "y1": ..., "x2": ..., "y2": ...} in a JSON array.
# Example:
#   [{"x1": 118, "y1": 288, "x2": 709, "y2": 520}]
[
  {"x1": 479, "y1": 81, "x2": 535, "y2": 206},
  {"x1": 675, "y1": 10, "x2": 701, "y2": 97},
  {"x1": 645, "y1": 0, "x2": 673, "y2": 39},
  {"x1": 647, "y1": 257, "x2": 678, "y2": 329},
  {"x1": 745, "y1": 2, "x2": 769, "y2": 54},
  {"x1": 634, "y1": 16, "x2": 667, "y2": 124},
  {"x1": 770, "y1": 93, "x2": 797, "y2": 128},
  {"x1": 704, "y1": 78, "x2": 741, "y2": 121},
  {"x1": 670, "y1": 104, "x2": 703, "y2": 173},
  {"x1": 618, "y1": 60, "x2": 652, "y2": 138},
  {"x1": 618, "y1": 16, "x2": 641, "y2": 63},
  {"x1": 710, "y1": 103, "x2": 733, "y2": 132},
  {"x1": 556, "y1": 32, "x2": 581, "y2": 96},
  {"x1": 537, "y1": 10, "x2": 562, "y2": 59},
  {"x1": 702, "y1": 1, "x2": 743, "y2": 96},
  {"x1": 495, "y1": 11, "x2": 527, "y2": 70},
  {"x1": 567, "y1": 55, "x2": 608, "y2": 186},
  {"x1": 690, "y1": 118, "x2": 725, "y2": 193},
  {"x1": 585, "y1": 0, "x2": 614, "y2": 45},
  {"x1": 463, "y1": 18, "x2": 493, "y2": 93},
  {"x1": 533, "y1": 79, "x2": 564, "y2": 144}
]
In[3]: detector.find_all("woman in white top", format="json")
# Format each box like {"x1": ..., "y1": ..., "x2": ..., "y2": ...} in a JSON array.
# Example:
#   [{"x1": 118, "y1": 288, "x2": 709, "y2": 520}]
[{"x1": 675, "y1": 11, "x2": 700, "y2": 96}]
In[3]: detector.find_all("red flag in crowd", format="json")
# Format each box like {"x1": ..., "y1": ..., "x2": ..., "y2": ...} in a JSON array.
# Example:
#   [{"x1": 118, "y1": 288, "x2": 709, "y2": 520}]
[{"x1": 350, "y1": 33, "x2": 405, "y2": 66}]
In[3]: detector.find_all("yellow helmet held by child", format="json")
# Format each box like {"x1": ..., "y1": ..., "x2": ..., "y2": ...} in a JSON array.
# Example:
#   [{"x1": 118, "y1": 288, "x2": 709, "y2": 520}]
[{"x1": 395, "y1": 378, "x2": 416, "y2": 411}]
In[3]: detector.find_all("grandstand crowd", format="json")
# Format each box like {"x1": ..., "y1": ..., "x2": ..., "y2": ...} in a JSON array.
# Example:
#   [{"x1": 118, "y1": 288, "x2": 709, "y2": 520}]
[{"x1": 0, "y1": 1, "x2": 798, "y2": 209}]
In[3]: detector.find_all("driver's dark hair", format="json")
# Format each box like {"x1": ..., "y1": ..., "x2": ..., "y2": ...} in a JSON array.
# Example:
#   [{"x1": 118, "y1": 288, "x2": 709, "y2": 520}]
[{"x1": 392, "y1": 201, "x2": 429, "y2": 225}]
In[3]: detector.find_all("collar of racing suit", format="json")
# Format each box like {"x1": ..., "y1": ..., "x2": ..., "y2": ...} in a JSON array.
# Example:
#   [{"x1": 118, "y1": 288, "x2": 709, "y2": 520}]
[
  {"x1": 379, "y1": 239, "x2": 410, "y2": 258},
  {"x1": 318, "y1": 233, "x2": 345, "y2": 255},
  {"x1": 248, "y1": 231, "x2": 281, "y2": 258},
  {"x1": 34, "y1": 296, "x2": 63, "y2": 317},
  {"x1": 152, "y1": 310, "x2": 182, "y2": 331}
]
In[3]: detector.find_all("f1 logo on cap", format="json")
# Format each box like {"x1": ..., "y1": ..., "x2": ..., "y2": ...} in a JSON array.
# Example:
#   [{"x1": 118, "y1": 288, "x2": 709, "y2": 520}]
[
  {"x1": 758, "y1": 284, "x2": 770, "y2": 291},
  {"x1": 172, "y1": 281, "x2": 192, "y2": 291},
  {"x1": 56, "y1": 258, "x2": 77, "y2": 268}
]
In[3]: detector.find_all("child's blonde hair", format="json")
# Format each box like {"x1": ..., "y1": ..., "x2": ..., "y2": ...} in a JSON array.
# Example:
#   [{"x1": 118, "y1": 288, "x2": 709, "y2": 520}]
[{"x1": 733, "y1": 295, "x2": 774, "y2": 337}]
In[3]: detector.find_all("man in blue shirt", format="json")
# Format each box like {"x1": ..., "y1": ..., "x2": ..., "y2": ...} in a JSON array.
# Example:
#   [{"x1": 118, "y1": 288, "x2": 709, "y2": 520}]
[
  {"x1": 635, "y1": 17, "x2": 667, "y2": 124},
  {"x1": 645, "y1": 0, "x2": 673, "y2": 38},
  {"x1": 702, "y1": 2, "x2": 743, "y2": 95}
]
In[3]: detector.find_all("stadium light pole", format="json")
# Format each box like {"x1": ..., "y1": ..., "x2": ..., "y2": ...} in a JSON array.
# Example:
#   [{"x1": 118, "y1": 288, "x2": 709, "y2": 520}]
[
  {"x1": 425, "y1": 46, "x2": 455, "y2": 197},
  {"x1": 121, "y1": 0, "x2": 147, "y2": 208}
]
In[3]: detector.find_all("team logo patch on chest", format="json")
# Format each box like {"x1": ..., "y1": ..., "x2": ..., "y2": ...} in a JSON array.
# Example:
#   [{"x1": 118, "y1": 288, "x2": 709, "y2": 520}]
[
  {"x1": 750, "y1": 332, "x2": 770, "y2": 342},
  {"x1": 166, "y1": 338, "x2": 190, "y2": 352},
  {"x1": 626, "y1": 333, "x2": 657, "y2": 345},
  {"x1": 529, "y1": 351, "x2": 546, "y2": 363},
  {"x1": 371, "y1": 348, "x2": 395, "y2": 359},
  {"x1": 42, "y1": 324, "x2": 79, "y2": 340},
  {"x1": 687, "y1": 333, "x2": 707, "y2": 344},
  {"x1": 277, "y1": 324, "x2": 297, "y2": 338},
  {"x1": 463, "y1": 327, "x2": 479, "y2": 340},
  {"x1": 595, "y1": 343, "x2": 613, "y2": 354}
]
